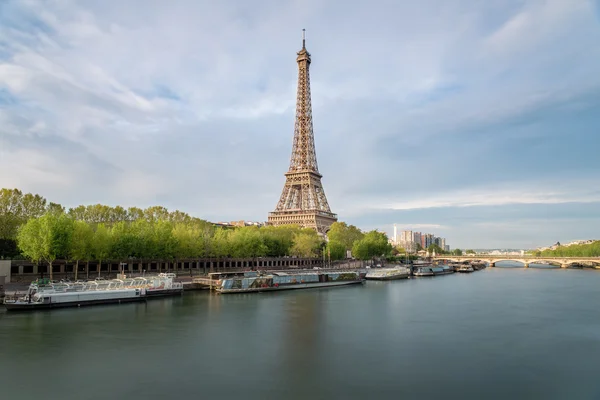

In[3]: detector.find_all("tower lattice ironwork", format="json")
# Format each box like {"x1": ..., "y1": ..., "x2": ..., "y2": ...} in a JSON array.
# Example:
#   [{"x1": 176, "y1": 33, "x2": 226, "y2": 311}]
[{"x1": 268, "y1": 30, "x2": 337, "y2": 235}]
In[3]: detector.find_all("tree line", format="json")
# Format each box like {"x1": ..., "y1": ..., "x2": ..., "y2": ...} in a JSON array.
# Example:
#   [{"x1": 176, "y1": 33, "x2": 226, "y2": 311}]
[
  {"x1": 1, "y1": 189, "x2": 394, "y2": 278},
  {"x1": 532, "y1": 241, "x2": 600, "y2": 257}
]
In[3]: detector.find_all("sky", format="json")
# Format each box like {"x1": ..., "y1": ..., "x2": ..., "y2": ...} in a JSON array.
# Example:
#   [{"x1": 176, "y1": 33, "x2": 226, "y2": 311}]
[{"x1": 1, "y1": 0, "x2": 599, "y2": 249}]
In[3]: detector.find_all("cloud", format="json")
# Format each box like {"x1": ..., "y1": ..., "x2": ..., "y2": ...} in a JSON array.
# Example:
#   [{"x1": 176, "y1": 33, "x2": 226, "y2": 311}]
[{"x1": 0, "y1": 0, "x2": 599, "y2": 248}]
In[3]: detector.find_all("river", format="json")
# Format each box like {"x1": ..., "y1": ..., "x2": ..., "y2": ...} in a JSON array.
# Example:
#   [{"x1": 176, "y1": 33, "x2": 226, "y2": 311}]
[{"x1": 1, "y1": 265, "x2": 599, "y2": 399}]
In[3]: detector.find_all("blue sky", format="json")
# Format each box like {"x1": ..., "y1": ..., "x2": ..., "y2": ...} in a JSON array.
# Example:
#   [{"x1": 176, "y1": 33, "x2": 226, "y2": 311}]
[{"x1": 1, "y1": 0, "x2": 599, "y2": 249}]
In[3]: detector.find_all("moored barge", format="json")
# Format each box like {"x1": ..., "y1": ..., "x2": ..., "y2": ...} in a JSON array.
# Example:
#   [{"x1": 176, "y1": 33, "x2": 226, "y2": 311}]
[
  {"x1": 3, "y1": 273, "x2": 183, "y2": 311},
  {"x1": 365, "y1": 266, "x2": 411, "y2": 281},
  {"x1": 215, "y1": 270, "x2": 365, "y2": 294}
]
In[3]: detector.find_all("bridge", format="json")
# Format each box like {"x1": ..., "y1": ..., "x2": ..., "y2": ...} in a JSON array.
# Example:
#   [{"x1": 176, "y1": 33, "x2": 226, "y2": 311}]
[{"x1": 431, "y1": 255, "x2": 600, "y2": 268}]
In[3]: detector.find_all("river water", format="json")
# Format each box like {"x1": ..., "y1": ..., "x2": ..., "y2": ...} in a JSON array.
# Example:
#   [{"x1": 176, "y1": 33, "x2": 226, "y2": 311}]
[{"x1": 1, "y1": 265, "x2": 599, "y2": 399}]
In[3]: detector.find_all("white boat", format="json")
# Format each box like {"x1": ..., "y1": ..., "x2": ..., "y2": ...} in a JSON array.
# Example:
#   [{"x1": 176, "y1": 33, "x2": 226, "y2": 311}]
[
  {"x1": 413, "y1": 266, "x2": 435, "y2": 277},
  {"x1": 365, "y1": 267, "x2": 411, "y2": 280},
  {"x1": 144, "y1": 273, "x2": 184, "y2": 297},
  {"x1": 457, "y1": 265, "x2": 475, "y2": 273},
  {"x1": 3, "y1": 273, "x2": 182, "y2": 311}
]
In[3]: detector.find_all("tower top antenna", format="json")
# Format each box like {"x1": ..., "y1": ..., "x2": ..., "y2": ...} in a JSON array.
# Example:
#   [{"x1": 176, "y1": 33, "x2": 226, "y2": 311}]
[{"x1": 302, "y1": 29, "x2": 306, "y2": 48}]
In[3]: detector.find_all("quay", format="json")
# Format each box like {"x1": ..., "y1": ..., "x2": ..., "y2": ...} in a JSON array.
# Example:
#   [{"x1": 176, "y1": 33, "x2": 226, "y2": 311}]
[{"x1": 1, "y1": 257, "x2": 367, "y2": 284}]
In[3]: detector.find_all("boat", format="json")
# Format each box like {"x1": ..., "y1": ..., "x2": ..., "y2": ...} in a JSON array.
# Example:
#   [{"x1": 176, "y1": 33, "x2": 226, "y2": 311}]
[
  {"x1": 457, "y1": 265, "x2": 475, "y2": 273},
  {"x1": 3, "y1": 273, "x2": 182, "y2": 311},
  {"x1": 413, "y1": 266, "x2": 435, "y2": 277},
  {"x1": 432, "y1": 265, "x2": 455, "y2": 276},
  {"x1": 143, "y1": 273, "x2": 184, "y2": 297},
  {"x1": 215, "y1": 270, "x2": 365, "y2": 294},
  {"x1": 365, "y1": 266, "x2": 411, "y2": 280}
]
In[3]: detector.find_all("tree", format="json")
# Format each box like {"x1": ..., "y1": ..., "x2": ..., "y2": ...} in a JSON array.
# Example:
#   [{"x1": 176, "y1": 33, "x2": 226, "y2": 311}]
[
  {"x1": 452, "y1": 249, "x2": 463, "y2": 256},
  {"x1": 0, "y1": 189, "x2": 47, "y2": 257},
  {"x1": 109, "y1": 221, "x2": 140, "y2": 270},
  {"x1": 326, "y1": 240, "x2": 346, "y2": 261},
  {"x1": 327, "y1": 222, "x2": 364, "y2": 251},
  {"x1": 352, "y1": 230, "x2": 392, "y2": 260},
  {"x1": 415, "y1": 242, "x2": 423, "y2": 252},
  {"x1": 427, "y1": 244, "x2": 444, "y2": 255},
  {"x1": 17, "y1": 213, "x2": 74, "y2": 280},
  {"x1": 227, "y1": 226, "x2": 268, "y2": 258},
  {"x1": 465, "y1": 249, "x2": 475, "y2": 254},
  {"x1": 290, "y1": 229, "x2": 324, "y2": 258},
  {"x1": 152, "y1": 219, "x2": 177, "y2": 270},
  {"x1": 260, "y1": 225, "x2": 297, "y2": 257},
  {"x1": 92, "y1": 224, "x2": 111, "y2": 277},
  {"x1": 143, "y1": 206, "x2": 170, "y2": 222},
  {"x1": 47, "y1": 202, "x2": 66, "y2": 215},
  {"x1": 210, "y1": 228, "x2": 231, "y2": 258},
  {"x1": 16, "y1": 218, "x2": 43, "y2": 268},
  {"x1": 69, "y1": 221, "x2": 94, "y2": 280}
]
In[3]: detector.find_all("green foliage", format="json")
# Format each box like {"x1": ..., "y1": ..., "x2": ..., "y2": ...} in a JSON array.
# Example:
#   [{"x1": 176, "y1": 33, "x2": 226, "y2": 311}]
[
  {"x1": 465, "y1": 249, "x2": 475, "y2": 254},
  {"x1": 452, "y1": 249, "x2": 463, "y2": 256},
  {"x1": 352, "y1": 230, "x2": 392, "y2": 260},
  {"x1": 0, "y1": 188, "x2": 47, "y2": 240},
  {"x1": 69, "y1": 221, "x2": 94, "y2": 262},
  {"x1": 291, "y1": 228, "x2": 324, "y2": 258},
  {"x1": 260, "y1": 225, "x2": 297, "y2": 257},
  {"x1": 227, "y1": 226, "x2": 268, "y2": 258},
  {"x1": 7, "y1": 188, "x2": 380, "y2": 263},
  {"x1": 427, "y1": 244, "x2": 444, "y2": 254},
  {"x1": 327, "y1": 222, "x2": 364, "y2": 250},
  {"x1": 326, "y1": 240, "x2": 346, "y2": 261},
  {"x1": 92, "y1": 224, "x2": 111, "y2": 263},
  {"x1": 539, "y1": 241, "x2": 600, "y2": 257},
  {"x1": 17, "y1": 213, "x2": 74, "y2": 279}
]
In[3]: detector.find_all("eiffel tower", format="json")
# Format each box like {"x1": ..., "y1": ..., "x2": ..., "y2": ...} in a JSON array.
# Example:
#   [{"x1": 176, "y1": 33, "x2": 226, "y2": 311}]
[{"x1": 268, "y1": 30, "x2": 337, "y2": 235}]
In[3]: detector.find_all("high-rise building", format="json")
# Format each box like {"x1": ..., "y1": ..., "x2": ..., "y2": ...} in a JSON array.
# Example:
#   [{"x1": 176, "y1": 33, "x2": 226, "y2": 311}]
[
  {"x1": 424, "y1": 234, "x2": 434, "y2": 248},
  {"x1": 268, "y1": 30, "x2": 337, "y2": 234},
  {"x1": 413, "y1": 232, "x2": 422, "y2": 247}
]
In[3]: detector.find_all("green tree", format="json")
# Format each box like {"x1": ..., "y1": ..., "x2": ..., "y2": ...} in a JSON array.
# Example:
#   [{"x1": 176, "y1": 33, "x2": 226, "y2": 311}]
[
  {"x1": 427, "y1": 244, "x2": 444, "y2": 255},
  {"x1": 109, "y1": 221, "x2": 140, "y2": 270},
  {"x1": 92, "y1": 224, "x2": 111, "y2": 277},
  {"x1": 326, "y1": 240, "x2": 346, "y2": 261},
  {"x1": 260, "y1": 225, "x2": 298, "y2": 257},
  {"x1": 210, "y1": 228, "x2": 231, "y2": 258},
  {"x1": 16, "y1": 218, "x2": 43, "y2": 268},
  {"x1": 465, "y1": 249, "x2": 475, "y2": 254},
  {"x1": 69, "y1": 221, "x2": 94, "y2": 281},
  {"x1": 452, "y1": 248, "x2": 463, "y2": 256},
  {"x1": 143, "y1": 206, "x2": 170, "y2": 223},
  {"x1": 47, "y1": 202, "x2": 66, "y2": 215},
  {"x1": 327, "y1": 222, "x2": 364, "y2": 250},
  {"x1": 17, "y1": 213, "x2": 74, "y2": 280},
  {"x1": 152, "y1": 219, "x2": 177, "y2": 270},
  {"x1": 290, "y1": 229, "x2": 324, "y2": 258},
  {"x1": 228, "y1": 226, "x2": 268, "y2": 258},
  {"x1": 0, "y1": 189, "x2": 47, "y2": 257},
  {"x1": 352, "y1": 230, "x2": 392, "y2": 260}
]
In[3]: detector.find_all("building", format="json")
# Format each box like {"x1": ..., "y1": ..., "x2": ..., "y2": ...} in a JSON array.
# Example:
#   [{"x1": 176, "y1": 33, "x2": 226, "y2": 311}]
[
  {"x1": 229, "y1": 221, "x2": 264, "y2": 227},
  {"x1": 413, "y1": 232, "x2": 422, "y2": 247},
  {"x1": 267, "y1": 30, "x2": 337, "y2": 235}
]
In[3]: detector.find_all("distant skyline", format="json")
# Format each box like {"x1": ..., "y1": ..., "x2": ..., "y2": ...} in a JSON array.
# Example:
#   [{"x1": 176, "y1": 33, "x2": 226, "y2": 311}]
[{"x1": 1, "y1": 1, "x2": 600, "y2": 249}]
